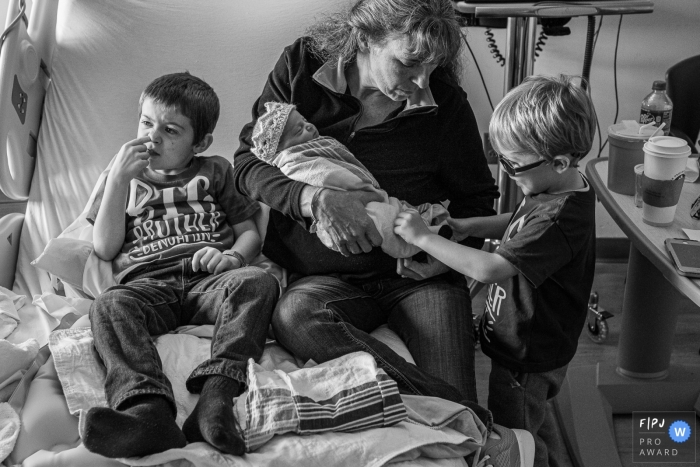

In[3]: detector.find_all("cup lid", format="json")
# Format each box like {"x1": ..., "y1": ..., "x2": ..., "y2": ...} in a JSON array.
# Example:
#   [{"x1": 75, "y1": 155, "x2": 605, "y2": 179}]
[
  {"x1": 608, "y1": 122, "x2": 652, "y2": 140},
  {"x1": 644, "y1": 136, "x2": 691, "y2": 155}
]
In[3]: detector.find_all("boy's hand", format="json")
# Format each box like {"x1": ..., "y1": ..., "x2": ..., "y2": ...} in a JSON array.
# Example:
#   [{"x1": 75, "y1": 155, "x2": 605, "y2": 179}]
[
  {"x1": 192, "y1": 247, "x2": 242, "y2": 274},
  {"x1": 111, "y1": 136, "x2": 152, "y2": 182},
  {"x1": 446, "y1": 216, "x2": 475, "y2": 242},
  {"x1": 393, "y1": 209, "x2": 431, "y2": 246}
]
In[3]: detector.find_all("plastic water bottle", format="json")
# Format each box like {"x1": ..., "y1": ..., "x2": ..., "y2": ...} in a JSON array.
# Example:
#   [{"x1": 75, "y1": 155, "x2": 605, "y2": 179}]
[{"x1": 639, "y1": 80, "x2": 673, "y2": 135}]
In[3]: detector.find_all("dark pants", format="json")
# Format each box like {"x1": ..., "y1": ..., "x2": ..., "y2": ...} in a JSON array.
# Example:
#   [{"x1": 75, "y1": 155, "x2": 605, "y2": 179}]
[
  {"x1": 89, "y1": 259, "x2": 278, "y2": 412},
  {"x1": 488, "y1": 360, "x2": 568, "y2": 467},
  {"x1": 271, "y1": 273, "x2": 491, "y2": 427}
]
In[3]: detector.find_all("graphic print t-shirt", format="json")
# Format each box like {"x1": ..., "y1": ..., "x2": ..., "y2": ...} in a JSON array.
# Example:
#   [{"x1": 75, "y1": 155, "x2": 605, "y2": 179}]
[
  {"x1": 480, "y1": 174, "x2": 596, "y2": 373},
  {"x1": 87, "y1": 155, "x2": 259, "y2": 282}
]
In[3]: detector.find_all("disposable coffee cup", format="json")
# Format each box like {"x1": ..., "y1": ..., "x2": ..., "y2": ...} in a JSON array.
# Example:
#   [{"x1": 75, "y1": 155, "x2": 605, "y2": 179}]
[
  {"x1": 641, "y1": 136, "x2": 692, "y2": 226},
  {"x1": 607, "y1": 123, "x2": 648, "y2": 195}
]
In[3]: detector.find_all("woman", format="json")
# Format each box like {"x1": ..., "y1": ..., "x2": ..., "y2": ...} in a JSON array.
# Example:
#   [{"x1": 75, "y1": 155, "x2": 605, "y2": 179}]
[{"x1": 234, "y1": 0, "x2": 497, "y2": 416}]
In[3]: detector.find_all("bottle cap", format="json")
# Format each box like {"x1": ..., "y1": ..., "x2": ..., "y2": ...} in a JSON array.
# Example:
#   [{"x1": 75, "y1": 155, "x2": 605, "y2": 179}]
[{"x1": 652, "y1": 80, "x2": 666, "y2": 91}]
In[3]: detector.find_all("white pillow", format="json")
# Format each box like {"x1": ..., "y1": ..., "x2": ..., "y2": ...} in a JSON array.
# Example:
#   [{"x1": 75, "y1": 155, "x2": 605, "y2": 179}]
[
  {"x1": 31, "y1": 238, "x2": 115, "y2": 299},
  {"x1": 31, "y1": 168, "x2": 116, "y2": 299}
]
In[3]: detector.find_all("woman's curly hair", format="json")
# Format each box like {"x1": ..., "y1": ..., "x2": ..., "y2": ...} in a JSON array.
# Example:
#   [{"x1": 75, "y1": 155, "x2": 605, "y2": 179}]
[{"x1": 306, "y1": 0, "x2": 463, "y2": 84}]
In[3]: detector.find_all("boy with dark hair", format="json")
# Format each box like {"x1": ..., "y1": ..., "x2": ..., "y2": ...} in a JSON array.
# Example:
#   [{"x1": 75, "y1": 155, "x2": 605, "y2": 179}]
[
  {"x1": 83, "y1": 72, "x2": 278, "y2": 458},
  {"x1": 394, "y1": 74, "x2": 597, "y2": 467}
]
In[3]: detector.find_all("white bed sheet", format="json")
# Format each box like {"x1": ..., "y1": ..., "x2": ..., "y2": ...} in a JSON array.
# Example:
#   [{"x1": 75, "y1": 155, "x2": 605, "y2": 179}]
[{"x1": 6, "y1": 294, "x2": 476, "y2": 467}]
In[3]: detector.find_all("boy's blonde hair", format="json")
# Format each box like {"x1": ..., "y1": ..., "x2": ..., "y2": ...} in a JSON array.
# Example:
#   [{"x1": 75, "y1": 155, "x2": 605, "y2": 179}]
[{"x1": 489, "y1": 75, "x2": 596, "y2": 165}]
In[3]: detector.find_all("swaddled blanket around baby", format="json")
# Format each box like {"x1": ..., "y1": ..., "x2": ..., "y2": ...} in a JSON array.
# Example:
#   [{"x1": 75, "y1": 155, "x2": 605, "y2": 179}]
[{"x1": 267, "y1": 136, "x2": 451, "y2": 258}]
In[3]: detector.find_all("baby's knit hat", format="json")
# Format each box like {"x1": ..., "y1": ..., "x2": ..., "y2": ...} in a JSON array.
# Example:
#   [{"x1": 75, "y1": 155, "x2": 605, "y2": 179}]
[{"x1": 251, "y1": 101, "x2": 296, "y2": 163}]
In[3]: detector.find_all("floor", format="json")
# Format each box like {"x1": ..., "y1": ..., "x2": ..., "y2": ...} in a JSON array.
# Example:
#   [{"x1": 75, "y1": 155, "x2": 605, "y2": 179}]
[{"x1": 471, "y1": 260, "x2": 700, "y2": 467}]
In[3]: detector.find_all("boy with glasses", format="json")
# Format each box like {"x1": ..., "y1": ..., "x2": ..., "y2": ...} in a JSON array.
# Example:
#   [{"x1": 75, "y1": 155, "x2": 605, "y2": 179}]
[{"x1": 393, "y1": 74, "x2": 597, "y2": 467}]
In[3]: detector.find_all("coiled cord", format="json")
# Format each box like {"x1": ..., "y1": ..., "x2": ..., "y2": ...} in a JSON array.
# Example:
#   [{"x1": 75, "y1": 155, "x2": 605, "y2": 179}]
[
  {"x1": 534, "y1": 30, "x2": 548, "y2": 60},
  {"x1": 484, "y1": 28, "x2": 505, "y2": 67}
]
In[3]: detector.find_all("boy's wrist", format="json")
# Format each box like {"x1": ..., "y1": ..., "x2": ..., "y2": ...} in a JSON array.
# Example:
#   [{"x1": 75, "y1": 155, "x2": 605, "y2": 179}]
[
  {"x1": 107, "y1": 167, "x2": 132, "y2": 186},
  {"x1": 414, "y1": 233, "x2": 434, "y2": 251},
  {"x1": 223, "y1": 250, "x2": 247, "y2": 267}
]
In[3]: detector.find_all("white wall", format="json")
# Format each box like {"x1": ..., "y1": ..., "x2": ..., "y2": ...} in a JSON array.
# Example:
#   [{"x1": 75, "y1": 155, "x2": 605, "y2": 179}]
[
  {"x1": 460, "y1": 1, "x2": 700, "y2": 237},
  {"x1": 0, "y1": 0, "x2": 10, "y2": 22}
]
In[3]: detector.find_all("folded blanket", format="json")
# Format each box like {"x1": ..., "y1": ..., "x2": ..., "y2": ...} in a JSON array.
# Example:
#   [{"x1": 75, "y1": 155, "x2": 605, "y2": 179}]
[{"x1": 239, "y1": 351, "x2": 407, "y2": 451}]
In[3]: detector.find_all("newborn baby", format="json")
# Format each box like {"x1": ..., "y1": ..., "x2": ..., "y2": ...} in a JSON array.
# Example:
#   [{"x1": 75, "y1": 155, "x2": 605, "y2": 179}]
[{"x1": 251, "y1": 102, "x2": 451, "y2": 259}]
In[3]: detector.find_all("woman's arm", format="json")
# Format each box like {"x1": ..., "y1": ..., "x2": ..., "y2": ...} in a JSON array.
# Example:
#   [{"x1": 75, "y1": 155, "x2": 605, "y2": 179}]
[
  {"x1": 233, "y1": 47, "x2": 307, "y2": 221},
  {"x1": 233, "y1": 39, "x2": 384, "y2": 256}
]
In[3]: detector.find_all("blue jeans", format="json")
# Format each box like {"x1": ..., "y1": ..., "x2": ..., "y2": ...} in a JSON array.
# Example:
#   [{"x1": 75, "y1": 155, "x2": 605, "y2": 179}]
[
  {"x1": 89, "y1": 259, "x2": 278, "y2": 412},
  {"x1": 271, "y1": 273, "x2": 490, "y2": 426},
  {"x1": 488, "y1": 360, "x2": 569, "y2": 467}
]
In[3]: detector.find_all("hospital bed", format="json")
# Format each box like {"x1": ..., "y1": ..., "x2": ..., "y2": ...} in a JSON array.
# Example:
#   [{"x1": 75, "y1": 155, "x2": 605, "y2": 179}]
[{"x1": 0, "y1": 1, "x2": 504, "y2": 466}]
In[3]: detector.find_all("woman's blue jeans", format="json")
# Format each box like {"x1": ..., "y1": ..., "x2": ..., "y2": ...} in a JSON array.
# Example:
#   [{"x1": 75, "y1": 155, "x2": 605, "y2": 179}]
[
  {"x1": 89, "y1": 259, "x2": 279, "y2": 413},
  {"x1": 271, "y1": 273, "x2": 490, "y2": 425}
]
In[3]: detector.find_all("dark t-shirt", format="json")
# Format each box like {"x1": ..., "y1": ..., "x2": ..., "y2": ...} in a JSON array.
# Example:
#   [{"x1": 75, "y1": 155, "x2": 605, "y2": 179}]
[
  {"x1": 480, "y1": 174, "x2": 596, "y2": 373},
  {"x1": 87, "y1": 155, "x2": 259, "y2": 283}
]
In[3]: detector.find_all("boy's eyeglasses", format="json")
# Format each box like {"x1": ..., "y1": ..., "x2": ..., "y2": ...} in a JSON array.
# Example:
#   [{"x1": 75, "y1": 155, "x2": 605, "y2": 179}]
[{"x1": 497, "y1": 154, "x2": 547, "y2": 176}]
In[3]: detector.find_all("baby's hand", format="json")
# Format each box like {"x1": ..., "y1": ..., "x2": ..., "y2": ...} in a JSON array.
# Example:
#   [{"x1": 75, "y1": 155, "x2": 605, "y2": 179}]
[
  {"x1": 192, "y1": 247, "x2": 242, "y2": 274},
  {"x1": 394, "y1": 209, "x2": 431, "y2": 246},
  {"x1": 111, "y1": 136, "x2": 152, "y2": 182},
  {"x1": 446, "y1": 216, "x2": 474, "y2": 242}
]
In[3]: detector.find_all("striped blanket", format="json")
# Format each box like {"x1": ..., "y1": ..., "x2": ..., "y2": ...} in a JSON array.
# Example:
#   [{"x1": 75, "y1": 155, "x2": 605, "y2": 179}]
[{"x1": 240, "y1": 351, "x2": 407, "y2": 451}]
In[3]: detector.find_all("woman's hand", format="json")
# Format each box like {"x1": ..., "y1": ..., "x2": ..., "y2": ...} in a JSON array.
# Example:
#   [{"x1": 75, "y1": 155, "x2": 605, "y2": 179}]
[
  {"x1": 393, "y1": 209, "x2": 431, "y2": 246},
  {"x1": 192, "y1": 247, "x2": 242, "y2": 274},
  {"x1": 110, "y1": 136, "x2": 152, "y2": 183},
  {"x1": 397, "y1": 255, "x2": 450, "y2": 280},
  {"x1": 313, "y1": 189, "x2": 384, "y2": 256}
]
